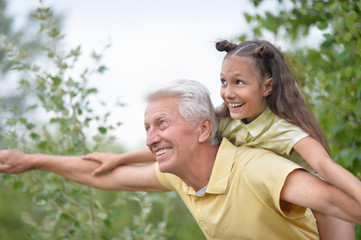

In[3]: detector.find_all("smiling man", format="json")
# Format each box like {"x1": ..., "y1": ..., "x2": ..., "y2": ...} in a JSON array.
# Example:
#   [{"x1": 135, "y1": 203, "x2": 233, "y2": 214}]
[{"x1": 0, "y1": 79, "x2": 360, "y2": 239}]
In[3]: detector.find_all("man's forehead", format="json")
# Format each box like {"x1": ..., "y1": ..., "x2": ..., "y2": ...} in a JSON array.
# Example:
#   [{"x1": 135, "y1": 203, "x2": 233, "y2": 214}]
[{"x1": 144, "y1": 98, "x2": 179, "y2": 122}]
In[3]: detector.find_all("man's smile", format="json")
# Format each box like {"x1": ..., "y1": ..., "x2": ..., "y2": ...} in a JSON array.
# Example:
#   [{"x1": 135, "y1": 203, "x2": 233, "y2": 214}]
[{"x1": 155, "y1": 148, "x2": 172, "y2": 157}]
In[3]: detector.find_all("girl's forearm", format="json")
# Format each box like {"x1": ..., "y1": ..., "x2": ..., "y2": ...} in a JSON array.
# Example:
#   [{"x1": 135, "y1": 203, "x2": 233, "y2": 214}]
[
  {"x1": 320, "y1": 161, "x2": 361, "y2": 204},
  {"x1": 118, "y1": 148, "x2": 155, "y2": 164}
]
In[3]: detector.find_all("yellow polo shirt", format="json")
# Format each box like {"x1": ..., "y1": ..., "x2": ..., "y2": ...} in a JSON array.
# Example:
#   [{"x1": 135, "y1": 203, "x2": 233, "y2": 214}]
[{"x1": 155, "y1": 138, "x2": 319, "y2": 240}]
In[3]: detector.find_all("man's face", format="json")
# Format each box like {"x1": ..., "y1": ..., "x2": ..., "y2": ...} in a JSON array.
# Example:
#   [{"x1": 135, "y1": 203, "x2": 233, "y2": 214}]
[{"x1": 144, "y1": 97, "x2": 200, "y2": 174}]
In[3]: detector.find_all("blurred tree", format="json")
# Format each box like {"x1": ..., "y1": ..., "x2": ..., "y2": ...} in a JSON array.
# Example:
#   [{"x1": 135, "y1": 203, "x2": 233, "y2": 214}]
[
  {"x1": 0, "y1": 1, "x2": 62, "y2": 238},
  {"x1": 0, "y1": 0, "x2": 63, "y2": 148},
  {"x1": 241, "y1": 0, "x2": 360, "y2": 173},
  {"x1": 0, "y1": 1, "x2": 204, "y2": 239},
  {"x1": 240, "y1": 0, "x2": 361, "y2": 236}
]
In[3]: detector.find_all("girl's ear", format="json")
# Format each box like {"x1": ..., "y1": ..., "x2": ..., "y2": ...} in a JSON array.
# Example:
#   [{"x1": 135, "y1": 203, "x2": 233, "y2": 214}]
[
  {"x1": 263, "y1": 77, "x2": 273, "y2": 97},
  {"x1": 198, "y1": 118, "x2": 212, "y2": 143}
]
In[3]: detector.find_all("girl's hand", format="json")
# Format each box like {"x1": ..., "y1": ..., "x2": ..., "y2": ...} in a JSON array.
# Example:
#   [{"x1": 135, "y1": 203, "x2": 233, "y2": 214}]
[{"x1": 82, "y1": 152, "x2": 122, "y2": 175}]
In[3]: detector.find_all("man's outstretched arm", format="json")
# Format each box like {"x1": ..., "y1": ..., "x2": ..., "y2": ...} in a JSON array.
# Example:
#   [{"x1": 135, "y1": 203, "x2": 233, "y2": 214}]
[{"x1": 0, "y1": 150, "x2": 167, "y2": 192}]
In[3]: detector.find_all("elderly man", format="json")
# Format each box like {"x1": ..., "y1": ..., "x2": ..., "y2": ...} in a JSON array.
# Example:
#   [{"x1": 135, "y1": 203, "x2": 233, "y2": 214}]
[{"x1": 0, "y1": 79, "x2": 360, "y2": 239}]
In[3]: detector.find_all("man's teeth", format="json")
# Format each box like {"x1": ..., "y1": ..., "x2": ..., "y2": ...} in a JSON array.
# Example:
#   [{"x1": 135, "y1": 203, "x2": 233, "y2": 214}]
[
  {"x1": 155, "y1": 149, "x2": 170, "y2": 156},
  {"x1": 229, "y1": 103, "x2": 244, "y2": 107}
]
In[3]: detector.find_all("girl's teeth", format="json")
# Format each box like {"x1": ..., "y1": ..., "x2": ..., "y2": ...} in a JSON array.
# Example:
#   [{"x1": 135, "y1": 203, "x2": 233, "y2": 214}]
[{"x1": 229, "y1": 103, "x2": 244, "y2": 107}]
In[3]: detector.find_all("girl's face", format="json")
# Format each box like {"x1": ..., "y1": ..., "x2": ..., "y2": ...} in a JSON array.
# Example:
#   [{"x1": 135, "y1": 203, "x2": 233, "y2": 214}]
[{"x1": 220, "y1": 56, "x2": 272, "y2": 123}]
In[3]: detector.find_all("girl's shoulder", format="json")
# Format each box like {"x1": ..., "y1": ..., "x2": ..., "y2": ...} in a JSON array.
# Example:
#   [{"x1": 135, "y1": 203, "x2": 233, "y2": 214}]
[{"x1": 270, "y1": 114, "x2": 307, "y2": 135}]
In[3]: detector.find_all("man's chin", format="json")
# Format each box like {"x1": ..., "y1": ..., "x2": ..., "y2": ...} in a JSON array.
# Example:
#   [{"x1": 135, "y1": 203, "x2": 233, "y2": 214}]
[{"x1": 158, "y1": 162, "x2": 172, "y2": 173}]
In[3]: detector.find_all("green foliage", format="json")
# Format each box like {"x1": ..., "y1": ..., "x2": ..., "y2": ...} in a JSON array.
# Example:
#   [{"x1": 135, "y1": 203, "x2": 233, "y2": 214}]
[
  {"x1": 0, "y1": 0, "x2": 50, "y2": 149},
  {"x1": 1, "y1": 2, "x2": 159, "y2": 240},
  {"x1": 243, "y1": 0, "x2": 361, "y2": 235},
  {"x1": 0, "y1": 1, "x2": 205, "y2": 239}
]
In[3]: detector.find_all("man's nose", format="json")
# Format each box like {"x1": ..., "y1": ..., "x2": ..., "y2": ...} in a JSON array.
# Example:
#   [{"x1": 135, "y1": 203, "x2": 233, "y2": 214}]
[{"x1": 146, "y1": 127, "x2": 161, "y2": 147}]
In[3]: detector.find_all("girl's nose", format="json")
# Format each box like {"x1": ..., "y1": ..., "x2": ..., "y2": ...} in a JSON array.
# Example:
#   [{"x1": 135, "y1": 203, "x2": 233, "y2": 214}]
[{"x1": 224, "y1": 86, "x2": 235, "y2": 99}]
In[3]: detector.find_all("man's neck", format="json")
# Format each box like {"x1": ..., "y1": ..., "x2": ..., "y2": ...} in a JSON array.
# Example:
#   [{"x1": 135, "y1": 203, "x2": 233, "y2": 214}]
[{"x1": 177, "y1": 144, "x2": 219, "y2": 191}]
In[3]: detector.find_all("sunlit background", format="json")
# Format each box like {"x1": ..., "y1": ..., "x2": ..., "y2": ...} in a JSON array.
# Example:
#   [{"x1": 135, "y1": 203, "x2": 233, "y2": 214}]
[{"x1": 6, "y1": 0, "x2": 309, "y2": 150}]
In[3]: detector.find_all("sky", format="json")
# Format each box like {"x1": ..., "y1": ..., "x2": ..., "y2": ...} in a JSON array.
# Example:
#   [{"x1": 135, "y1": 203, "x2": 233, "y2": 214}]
[{"x1": 7, "y1": 0, "x2": 277, "y2": 150}]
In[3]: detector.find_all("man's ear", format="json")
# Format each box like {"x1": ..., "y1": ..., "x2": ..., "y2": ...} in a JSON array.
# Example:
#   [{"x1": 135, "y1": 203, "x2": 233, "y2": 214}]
[
  {"x1": 263, "y1": 77, "x2": 272, "y2": 97},
  {"x1": 198, "y1": 118, "x2": 212, "y2": 143}
]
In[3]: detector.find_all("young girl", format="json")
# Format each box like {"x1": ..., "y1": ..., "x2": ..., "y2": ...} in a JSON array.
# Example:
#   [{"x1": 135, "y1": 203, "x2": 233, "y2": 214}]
[{"x1": 82, "y1": 40, "x2": 361, "y2": 239}]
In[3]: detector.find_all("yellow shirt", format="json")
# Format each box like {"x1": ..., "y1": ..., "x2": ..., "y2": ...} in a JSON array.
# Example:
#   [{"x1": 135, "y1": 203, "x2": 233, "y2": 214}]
[
  {"x1": 155, "y1": 138, "x2": 319, "y2": 240},
  {"x1": 218, "y1": 107, "x2": 312, "y2": 172}
]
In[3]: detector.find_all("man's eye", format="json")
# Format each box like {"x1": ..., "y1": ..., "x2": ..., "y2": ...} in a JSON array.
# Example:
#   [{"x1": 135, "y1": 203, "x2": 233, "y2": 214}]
[
  {"x1": 159, "y1": 120, "x2": 168, "y2": 130},
  {"x1": 220, "y1": 79, "x2": 227, "y2": 85},
  {"x1": 236, "y1": 80, "x2": 244, "y2": 85}
]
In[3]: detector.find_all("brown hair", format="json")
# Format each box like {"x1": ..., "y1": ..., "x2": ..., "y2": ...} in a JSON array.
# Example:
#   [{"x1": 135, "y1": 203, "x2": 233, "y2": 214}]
[{"x1": 216, "y1": 40, "x2": 331, "y2": 155}]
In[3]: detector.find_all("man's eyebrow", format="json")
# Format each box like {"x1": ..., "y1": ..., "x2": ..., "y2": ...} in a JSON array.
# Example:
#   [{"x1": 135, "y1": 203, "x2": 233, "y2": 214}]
[
  {"x1": 156, "y1": 115, "x2": 166, "y2": 120},
  {"x1": 144, "y1": 114, "x2": 167, "y2": 125}
]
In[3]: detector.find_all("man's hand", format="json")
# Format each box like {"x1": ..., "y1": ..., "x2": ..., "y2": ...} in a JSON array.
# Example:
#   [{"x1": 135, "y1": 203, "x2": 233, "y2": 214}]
[{"x1": 0, "y1": 150, "x2": 35, "y2": 174}]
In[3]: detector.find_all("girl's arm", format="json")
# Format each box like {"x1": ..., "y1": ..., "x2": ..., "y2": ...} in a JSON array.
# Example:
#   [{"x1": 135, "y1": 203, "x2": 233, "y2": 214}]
[
  {"x1": 281, "y1": 168, "x2": 361, "y2": 226},
  {"x1": 82, "y1": 148, "x2": 155, "y2": 175},
  {"x1": 294, "y1": 136, "x2": 361, "y2": 205}
]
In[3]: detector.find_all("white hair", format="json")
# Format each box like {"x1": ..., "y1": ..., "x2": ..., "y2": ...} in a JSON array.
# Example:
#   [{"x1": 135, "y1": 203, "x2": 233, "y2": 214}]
[{"x1": 145, "y1": 79, "x2": 220, "y2": 146}]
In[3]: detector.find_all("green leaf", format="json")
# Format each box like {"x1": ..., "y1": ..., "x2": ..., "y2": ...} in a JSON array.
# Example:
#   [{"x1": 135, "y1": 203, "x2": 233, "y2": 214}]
[
  {"x1": 336, "y1": 149, "x2": 358, "y2": 168},
  {"x1": 345, "y1": 11, "x2": 357, "y2": 25},
  {"x1": 244, "y1": 13, "x2": 252, "y2": 23},
  {"x1": 30, "y1": 132, "x2": 40, "y2": 140},
  {"x1": 26, "y1": 123, "x2": 36, "y2": 130},
  {"x1": 13, "y1": 180, "x2": 24, "y2": 190},
  {"x1": 104, "y1": 219, "x2": 112, "y2": 228},
  {"x1": 343, "y1": 32, "x2": 352, "y2": 42},
  {"x1": 6, "y1": 118, "x2": 17, "y2": 126},
  {"x1": 317, "y1": 21, "x2": 328, "y2": 30},
  {"x1": 20, "y1": 79, "x2": 30, "y2": 89},
  {"x1": 98, "y1": 126, "x2": 107, "y2": 134},
  {"x1": 91, "y1": 51, "x2": 101, "y2": 60},
  {"x1": 86, "y1": 88, "x2": 98, "y2": 95},
  {"x1": 25, "y1": 104, "x2": 38, "y2": 111},
  {"x1": 70, "y1": 45, "x2": 81, "y2": 57},
  {"x1": 49, "y1": 27, "x2": 60, "y2": 38},
  {"x1": 51, "y1": 76, "x2": 62, "y2": 86},
  {"x1": 60, "y1": 213, "x2": 73, "y2": 222},
  {"x1": 38, "y1": 141, "x2": 48, "y2": 150},
  {"x1": 97, "y1": 65, "x2": 108, "y2": 73}
]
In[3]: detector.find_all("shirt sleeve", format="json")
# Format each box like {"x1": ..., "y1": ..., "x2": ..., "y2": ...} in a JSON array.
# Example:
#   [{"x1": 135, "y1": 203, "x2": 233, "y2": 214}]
[
  {"x1": 265, "y1": 119, "x2": 309, "y2": 155},
  {"x1": 242, "y1": 148, "x2": 307, "y2": 219}
]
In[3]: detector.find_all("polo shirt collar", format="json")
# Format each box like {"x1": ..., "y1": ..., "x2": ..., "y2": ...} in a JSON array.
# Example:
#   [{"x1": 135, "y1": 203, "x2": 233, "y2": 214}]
[
  {"x1": 206, "y1": 138, "x2": 236, "y2": 194},
  {"x1": 244, "y1": 107, "x2": 274, "y2": 137}
]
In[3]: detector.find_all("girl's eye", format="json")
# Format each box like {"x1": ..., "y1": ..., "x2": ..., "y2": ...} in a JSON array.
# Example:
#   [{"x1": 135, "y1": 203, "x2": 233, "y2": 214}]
[{"x1": 220, "y1": 79, "x2": 227, "y2": 85}]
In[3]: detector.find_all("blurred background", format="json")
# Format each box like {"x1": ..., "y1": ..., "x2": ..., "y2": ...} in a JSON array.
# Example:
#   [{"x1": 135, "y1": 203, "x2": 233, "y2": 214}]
[
  {"x1": 5, "y1": 0, "x2": 257, "y2": 151},
  {"x1": 1, "y1": 0, "x2": 360, "y2": 239}
]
